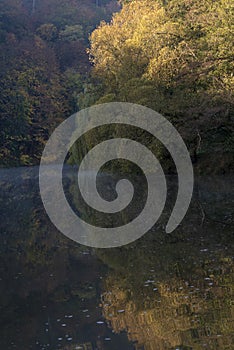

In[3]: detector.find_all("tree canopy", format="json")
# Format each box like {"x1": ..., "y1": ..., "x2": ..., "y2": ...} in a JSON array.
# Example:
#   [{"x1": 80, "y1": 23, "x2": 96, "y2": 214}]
[
  {"x1": 85, "y1": 0, "x2": 234, "y2": 172},
  {"x1": 0, "y1": 0, "x2": 233, "y2": 172},
  {"x1": 0, "y1": 0, "x2": 119, "y2": 166}
]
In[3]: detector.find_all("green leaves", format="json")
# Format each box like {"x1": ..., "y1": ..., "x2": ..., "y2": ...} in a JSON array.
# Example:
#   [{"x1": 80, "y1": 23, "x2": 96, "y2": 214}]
[
  {"x1": 59, "y1": 25, "x2": 84, "y2": 42},
  {"x1": 88, "y1": 0, "x2": 234, "y2": 170},
  {"x1": 0, "y1": 0, "x2": 117, "y2": 167}
]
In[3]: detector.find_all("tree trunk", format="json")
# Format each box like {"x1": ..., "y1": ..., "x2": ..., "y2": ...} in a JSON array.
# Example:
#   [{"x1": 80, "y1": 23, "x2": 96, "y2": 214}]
[{"x1": 32, "y1": 0, "x2": 36, "y2": 14}]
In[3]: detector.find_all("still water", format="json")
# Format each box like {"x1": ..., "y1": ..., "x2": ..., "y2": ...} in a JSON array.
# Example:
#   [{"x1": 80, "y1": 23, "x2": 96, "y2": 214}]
[{"x1": 0, "y1": 167, "x2": 233, "y2": 350}]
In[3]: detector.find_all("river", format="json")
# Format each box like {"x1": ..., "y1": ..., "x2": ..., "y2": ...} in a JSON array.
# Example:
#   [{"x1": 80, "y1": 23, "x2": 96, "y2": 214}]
[{"x1": 0, "y1": 167, "x2": 233, "y2": 349}]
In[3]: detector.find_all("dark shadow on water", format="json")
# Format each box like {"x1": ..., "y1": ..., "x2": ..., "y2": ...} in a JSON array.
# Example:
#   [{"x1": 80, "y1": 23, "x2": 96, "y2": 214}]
[{"x1": 0, "y1": 166, "x2": 233, "y2": 349}]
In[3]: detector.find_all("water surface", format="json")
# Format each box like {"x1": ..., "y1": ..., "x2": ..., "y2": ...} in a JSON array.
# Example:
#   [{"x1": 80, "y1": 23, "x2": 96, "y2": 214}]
[{"x1": 0, "y1": 167, "x2": 233, "y2": 350}]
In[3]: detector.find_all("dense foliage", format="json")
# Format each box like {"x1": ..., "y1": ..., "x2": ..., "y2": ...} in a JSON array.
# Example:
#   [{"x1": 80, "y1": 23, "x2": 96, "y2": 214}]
[
  {"x1": 83, "y1": 0, "x2": 234, "y2": 173},
  {"x1": 0, "y1": 0, "x2": 233, "y2": 172},
  {"x1": 0, "y1": 0, "x2": 119, "y2": 166}
]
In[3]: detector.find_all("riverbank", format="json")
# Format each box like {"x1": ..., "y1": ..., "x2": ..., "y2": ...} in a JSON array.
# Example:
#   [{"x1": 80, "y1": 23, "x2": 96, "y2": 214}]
[{"x1": 1, "y1": 150, "x2": 234, "y2": 175}]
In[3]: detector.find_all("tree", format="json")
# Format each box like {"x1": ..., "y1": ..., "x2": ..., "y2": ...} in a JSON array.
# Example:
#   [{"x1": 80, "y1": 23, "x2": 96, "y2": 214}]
[
  {"x1": 87, "y1": 0, "x2": 234, "y2": 172},
  {"x1": 0, "y1": 0, "x2": 118, "y2": 166}
]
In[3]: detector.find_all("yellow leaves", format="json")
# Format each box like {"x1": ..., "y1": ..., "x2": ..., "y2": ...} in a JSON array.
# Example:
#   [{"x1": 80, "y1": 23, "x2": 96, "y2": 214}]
[
  {"x1": 89, "y1": 0, "x2": 234, "y2": 125},
  {"x1": 89, "y1": 0, "x2": 189, "y2": 87},
  {"x1": 89, "y1": 20, "x2": 123, "y2": 76},
  {"x1": 144, "y1": 38, "x2": 199, "y2": 87},
  {"x1": 145, "y1": 48, "x2": 179, "y2": 85},
  {"x1": 90, "y1": 1, "x2": 173, "y2": 86},
  {"x1": 34, "y1": 36, "x2": 46, "y2": 49},
  {"x1": 19, "y1": 154, "x2": 32, "y2": 165}
]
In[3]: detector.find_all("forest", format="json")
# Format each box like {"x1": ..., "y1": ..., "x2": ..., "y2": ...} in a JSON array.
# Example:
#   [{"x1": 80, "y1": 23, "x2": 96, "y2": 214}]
[
  {"x1": 0, "y1": 0, "x2": 233, "y2": 173},
  {"x1": 0, "y1": 0, "x2": 119, "y2": 166},
  {"x1": 0, "y1": 2, "x2": 233, "y2": 349}
]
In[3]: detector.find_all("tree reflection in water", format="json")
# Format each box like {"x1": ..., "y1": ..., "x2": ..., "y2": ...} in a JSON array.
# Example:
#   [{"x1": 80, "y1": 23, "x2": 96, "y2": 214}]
[
  {"x1": 0, "y1": 168, "x2": 233, "y2": 349},
  {"x1": 97, "y1": 177, "x2": 234, "y2": 350}
]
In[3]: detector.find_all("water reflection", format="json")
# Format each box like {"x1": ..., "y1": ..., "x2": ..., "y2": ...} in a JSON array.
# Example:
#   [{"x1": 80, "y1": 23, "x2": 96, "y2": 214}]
[
  {"x1": 100, "y1": 247, "x2": 233, "y2": 349},
  {"x1": 97, "y1": 176, "x2": 234, "y2": 350},
  {"x1": 0, "y1": 167, "x2": 233, "y2": 349}
]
